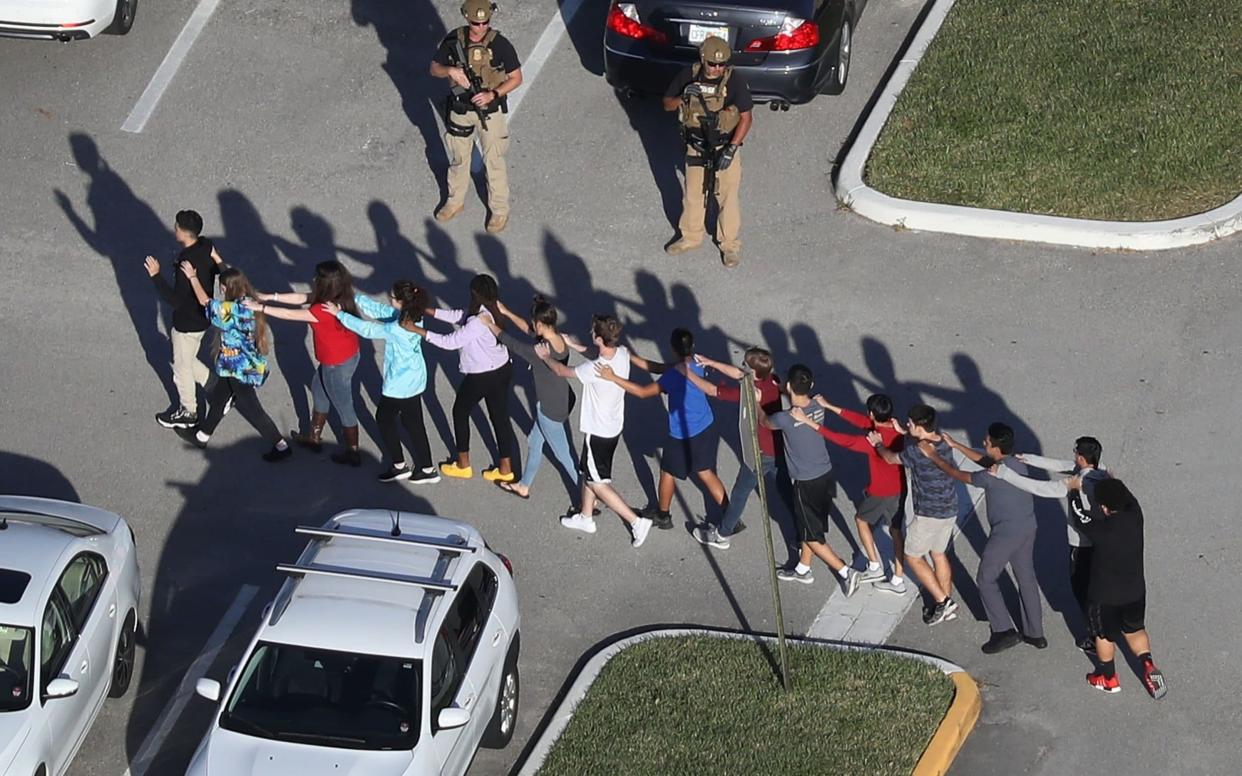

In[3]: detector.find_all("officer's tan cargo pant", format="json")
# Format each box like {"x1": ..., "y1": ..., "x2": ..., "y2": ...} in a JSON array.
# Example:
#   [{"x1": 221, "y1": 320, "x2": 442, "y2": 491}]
[
  {"x1": 444, "y1": 109, "x2": 510, "y2": 218},
  {"x1": 678, "y1": 146, "x2": 741, "y2": 253}
]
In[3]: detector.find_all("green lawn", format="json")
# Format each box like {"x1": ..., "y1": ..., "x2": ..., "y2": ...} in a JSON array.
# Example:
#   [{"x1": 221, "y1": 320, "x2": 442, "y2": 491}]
[
  {"x1": 537, "y1": 636, "x2": 954, "y2": 776},
  {"x1": 865, "y1": 0, "x2": 1242, "y2": 220}
]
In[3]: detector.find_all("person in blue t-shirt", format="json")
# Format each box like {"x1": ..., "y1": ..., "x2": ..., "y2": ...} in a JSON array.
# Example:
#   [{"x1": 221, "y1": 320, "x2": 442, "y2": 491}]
[{"x1": 597, "y1": 328, "x2": 728, "y2": 530}]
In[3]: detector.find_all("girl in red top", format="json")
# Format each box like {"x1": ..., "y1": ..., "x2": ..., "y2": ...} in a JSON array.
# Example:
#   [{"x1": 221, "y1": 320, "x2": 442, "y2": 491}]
[{"x1": 249, "y1": 261, "x2": 363, "y2": 464}]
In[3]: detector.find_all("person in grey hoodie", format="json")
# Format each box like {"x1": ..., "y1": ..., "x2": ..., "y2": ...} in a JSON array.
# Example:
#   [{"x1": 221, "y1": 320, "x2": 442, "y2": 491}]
[{"x1": 991, "y1": 436, "x2": 1109, "y2": 653}]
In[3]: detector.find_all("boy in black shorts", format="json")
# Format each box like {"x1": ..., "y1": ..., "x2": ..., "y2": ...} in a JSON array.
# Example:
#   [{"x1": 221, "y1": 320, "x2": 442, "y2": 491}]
[
  {"x1": 600, "y1": 328, "x2": 728, "y2": 530},
  {"x1": 1074, "y1": 478, "x2": 1167, "y2": 698},
  {"x1": 763, "y1": 365, "x2": 859, "y2": 595}
]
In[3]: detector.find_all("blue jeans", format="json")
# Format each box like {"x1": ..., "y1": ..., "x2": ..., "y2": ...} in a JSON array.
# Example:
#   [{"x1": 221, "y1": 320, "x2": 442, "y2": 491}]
[
  {"x1": 311, "y1": 351, "x2": 360, "y2": 427},
  {"x1": 720, "y1": 454, "x2": 777, "y2": 536},
  {"x1": 519, "y1": 403, "x2": 579, "y2": 492}
]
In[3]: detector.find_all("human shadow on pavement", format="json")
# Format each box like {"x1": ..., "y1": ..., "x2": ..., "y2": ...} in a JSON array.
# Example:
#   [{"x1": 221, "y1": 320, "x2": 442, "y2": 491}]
[
  {"x1": 0, "y1": 451, "x2": 80, "y2": 502},
  {"x1": 123, "y1": 440, "x2": 436, "y2": 773},
  {"x1": 54, "y1": 133, "x2": 176, "y2": 402},
  {"x1": 351, "y1": 0, "x2": 451, "y2": 201}
]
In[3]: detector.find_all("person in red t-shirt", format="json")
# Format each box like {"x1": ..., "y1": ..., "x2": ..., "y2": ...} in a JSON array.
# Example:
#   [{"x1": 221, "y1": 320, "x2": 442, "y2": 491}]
[
  {"x1": 680, "y1": 347, "x2": 782, "y2": 550},
  {"x1": 790, "y1": 393, "x2": 909, "y2": 594},
  {"x1": 249, "y1": 261, "x2": 362, "y2": 464}
]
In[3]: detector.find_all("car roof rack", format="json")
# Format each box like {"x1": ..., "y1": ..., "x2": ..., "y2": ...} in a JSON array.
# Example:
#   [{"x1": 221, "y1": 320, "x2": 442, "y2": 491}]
[
  {"x1": 275, "y1": 562, "x2": 458, "y2": 593},
  {"x1": 293, "y1": 524, "x2": 478, "y2": 554},
  {"x1": 0, "y1": 508, "x2": 105, "y2": 537}
]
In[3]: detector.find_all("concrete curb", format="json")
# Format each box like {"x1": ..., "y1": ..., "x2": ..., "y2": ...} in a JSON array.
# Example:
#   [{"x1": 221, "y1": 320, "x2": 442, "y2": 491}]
[
  {"x1": 835, "y1": 0, "x2": 1242, "y2": 251},
  {"x1": 514, "y1": 627, "x2": 979, "y2": 775},
  {"x1": 912, "y1": 672, "x2": 981, "y2": 776}
]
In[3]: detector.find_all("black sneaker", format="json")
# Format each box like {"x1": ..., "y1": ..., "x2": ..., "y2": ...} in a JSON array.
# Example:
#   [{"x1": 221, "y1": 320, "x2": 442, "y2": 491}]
[
  {"x1": 643, "y1": 507, "x2": 674, "y2": 530},
  {"x1": 379, "y1": 465, "x2": 412, "y2": 483},
  {"x1": 1023, "y1": 635, "x2": 1049, "y2": 649},
  {"x1": 981, "y1": 629, "x2": 1022, "y2": 654},
  {"x1": 157, "y1": 407, "x2": 198, "y2": 429},
  {"x1": 408, "y1": 467, "x2": 441, "y2": 485},
  {"x1": 263, "y1": 444, "x2": 293, "y2": 462},
  {"x1": 731, "y1": 520, "x2": 747, "y2": 535},
  {"x1": 1077, "y1": 636, "x2": 1098, "y2": 655},
  {"x1": 927, "y1": 599, "x2": 958, "y2": 626},
  {"x1": 922, "y1": 602, "x2": 936, "y2": 625},
  {"x1": 174, "y1": 426, "x2": 207, "y2": 449}
]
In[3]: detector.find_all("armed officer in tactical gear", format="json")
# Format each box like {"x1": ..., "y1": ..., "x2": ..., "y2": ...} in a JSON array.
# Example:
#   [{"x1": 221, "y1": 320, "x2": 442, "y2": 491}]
[
  {"x1": 663, "y1": 36, "x2": 753, "y2": 268},
  {"x1": 430, "y1": 0, "x2": 523, "y2": 234}
]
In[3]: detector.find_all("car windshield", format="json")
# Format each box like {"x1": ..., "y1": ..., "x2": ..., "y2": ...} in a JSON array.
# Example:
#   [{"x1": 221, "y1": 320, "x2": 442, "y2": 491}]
[
  {"x1": 220, "y1": 642, "x2": 421, "y2": 750},
  {"x1": 0, "y1": 624, "x2": 34, "y2": 712}
]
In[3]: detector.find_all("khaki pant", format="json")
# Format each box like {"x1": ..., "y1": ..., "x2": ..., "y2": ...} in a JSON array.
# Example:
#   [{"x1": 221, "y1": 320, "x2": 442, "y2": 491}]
[
  {"x1": 678, "y1": 147, "x2": 741, "y2": 253},
  {"x1": 444, "y1": 109, "x2": 510, "y2": 217},
  {"x1": 171, "y1": 328, "x2": 211, "y2": 413}
]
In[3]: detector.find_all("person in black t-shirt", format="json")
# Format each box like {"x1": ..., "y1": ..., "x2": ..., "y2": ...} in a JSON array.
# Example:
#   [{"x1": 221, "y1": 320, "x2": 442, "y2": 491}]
[
  {"x1": 144, "y1": 209, "x2": 224, "y2": 430},
  {"x1": 430, "y1": 0, "x2": 523, "y2": 234},
  {"x1": 1073, "y1": 478, "x2": 1167, "y2": 699},
  {"x1": 662, "y1": 36, "x2": 753, "y2": 268}
]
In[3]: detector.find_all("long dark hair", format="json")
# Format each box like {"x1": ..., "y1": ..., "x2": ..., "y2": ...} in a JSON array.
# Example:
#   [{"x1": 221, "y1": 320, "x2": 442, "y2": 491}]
[
  {"x1": 391, "y1": 280, "x2": 429, "y2": 328},
  {"x1": 309, "y1": 260, "x2": 358, "y2": 316},
  {"x1": 529, "y1": 295, "x2": 558, "y2": 335},
  {"x1": 467, "y1": 273, "x2": 504, "y2": 330},
  {"x1": 219, "y1": 267, "x2": 269, "y2": 354}
]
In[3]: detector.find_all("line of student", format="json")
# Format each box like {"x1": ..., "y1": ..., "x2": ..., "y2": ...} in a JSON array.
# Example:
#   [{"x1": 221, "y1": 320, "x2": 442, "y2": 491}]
[{"x1": 144, "y1": 209, "x2": 1165, "y2": 699}]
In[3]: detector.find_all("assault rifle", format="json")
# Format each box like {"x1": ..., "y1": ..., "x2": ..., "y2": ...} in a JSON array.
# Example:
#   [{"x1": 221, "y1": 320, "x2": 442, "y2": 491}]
[
  {"x1": 690, "y1": 91, "x2": 722, "y2": 197},
  {"x1": 452, "y1": 38, "x2": 490, "y2": 131}
]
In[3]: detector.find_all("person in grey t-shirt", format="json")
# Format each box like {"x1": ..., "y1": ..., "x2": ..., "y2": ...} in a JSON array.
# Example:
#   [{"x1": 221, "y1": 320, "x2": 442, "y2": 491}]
[{"x1": 925, "y1": 423, "x2": 1046, "y2": 654}]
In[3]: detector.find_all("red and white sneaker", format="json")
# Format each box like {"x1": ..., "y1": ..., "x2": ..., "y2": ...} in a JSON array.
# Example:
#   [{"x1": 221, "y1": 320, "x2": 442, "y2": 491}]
[
  {"x1": 1142, "y1": 660, "x2": 1168, "y2": 700},
  {"x1": 1086, "y1": 671, "x2": 1121, "y2": 694}
]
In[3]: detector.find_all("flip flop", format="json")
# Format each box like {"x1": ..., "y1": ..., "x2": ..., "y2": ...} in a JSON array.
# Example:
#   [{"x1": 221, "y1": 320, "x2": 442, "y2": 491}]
[{"x1": 497, "y1": 481, "x2": 529, "y2": 499}]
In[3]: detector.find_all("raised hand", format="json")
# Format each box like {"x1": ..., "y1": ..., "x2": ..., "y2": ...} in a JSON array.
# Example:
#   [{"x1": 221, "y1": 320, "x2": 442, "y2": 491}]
[
  {"x1": 595, "y1": 364, "x2": 616, "y2": 381},
  {"x1": 323, "y1": 301, "x2": 342, "y2": 316},
  {"x1": 143, "y1": 256, "x2": 160, "y2": 277},
  {"x1": 790, "y1": 406, "x2": 810, "y2": 425},
  {"x1": 535, "y1": 342, "x2": 551, "y2": 360},
  {"x1": 179, "y1": 260, "x2": 196, "y2": 279},
  {"x1": 242, "y1": 299, "x2": 262, "y2": 311}
]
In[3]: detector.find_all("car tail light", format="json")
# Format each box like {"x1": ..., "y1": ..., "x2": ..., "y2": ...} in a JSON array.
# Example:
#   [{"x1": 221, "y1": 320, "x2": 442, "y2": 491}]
[
  {"x1": 497, "y1": 553, "x2": 514, "y2": 576},
  {"x1": 608, "y1": 2, "x2": 669, "y2": 45},
  {"x1": 745, "y1": 18, "x2": 819, "y2": 51}
]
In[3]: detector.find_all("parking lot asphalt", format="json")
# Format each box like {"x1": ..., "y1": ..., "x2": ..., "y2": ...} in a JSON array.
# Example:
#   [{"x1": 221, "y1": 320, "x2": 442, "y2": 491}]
[{"x1": 1, "y1": 0, "x2": 1239, "y2": 774}]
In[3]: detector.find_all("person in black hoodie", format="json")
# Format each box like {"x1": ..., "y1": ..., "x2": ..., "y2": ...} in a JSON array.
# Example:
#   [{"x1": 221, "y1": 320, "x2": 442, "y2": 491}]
[
  {"x1": 1073, "y1": 478, "x2": 1167, "y2": 699},
  {"x1": 144, "y1": 210, "x2": 224, "y2": 429}
]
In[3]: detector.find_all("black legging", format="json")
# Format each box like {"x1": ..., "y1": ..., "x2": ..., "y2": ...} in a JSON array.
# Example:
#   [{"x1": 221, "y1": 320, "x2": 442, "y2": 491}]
[
  {"x1": 451, "y1": 361, "x2": 515, "y2": 459},
  {"x1": 377, "y1": 394, "x2": 432, "y2": 469},
  {"x1": 200, "y1": 377, "x2": 281, "y2": 444}
]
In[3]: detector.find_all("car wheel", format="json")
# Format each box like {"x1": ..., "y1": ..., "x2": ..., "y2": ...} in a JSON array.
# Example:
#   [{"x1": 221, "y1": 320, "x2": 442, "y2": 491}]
[
  {"x1": 824, "y1": 12, "x2": 852, "y2": 95},
  {"x1": 108, "y1": 612, "x2": 137, "y2": 699},
  {"x1": 105, "y1": 0, "x2": 137, "y2": 35},
  {"x1": 480, "y1": 643, "x2": 519, "y2": 749}
]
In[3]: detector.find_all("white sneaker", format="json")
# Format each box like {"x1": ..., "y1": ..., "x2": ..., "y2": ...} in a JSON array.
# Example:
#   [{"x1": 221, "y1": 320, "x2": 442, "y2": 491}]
[
  {"x1": 560, "y1": 513, "x2": 597, "y2": 534},
  {"x1": 874, "y1": 578, "x2": 907, "y2": 595},
  {"x1": 693, "y1": 525, "x2": 730, "y2": 549},
  {"x1": 631, "y1": 517, "x2": 653, "y2": 547}
]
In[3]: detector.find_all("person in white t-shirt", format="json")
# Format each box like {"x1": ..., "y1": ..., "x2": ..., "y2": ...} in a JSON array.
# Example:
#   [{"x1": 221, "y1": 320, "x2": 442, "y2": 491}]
[{"x1": 537, "y1": 314, "x2": 654, "y2": 548}]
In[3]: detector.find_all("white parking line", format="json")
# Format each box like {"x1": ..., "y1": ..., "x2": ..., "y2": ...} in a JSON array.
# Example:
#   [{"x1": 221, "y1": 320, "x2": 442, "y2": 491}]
[
  {"x1": 122, "y1": 584, "x2": 258, "y2": 776},
  {"x1": 120, "y1": 0, "x2": 223, "y2": 133}
]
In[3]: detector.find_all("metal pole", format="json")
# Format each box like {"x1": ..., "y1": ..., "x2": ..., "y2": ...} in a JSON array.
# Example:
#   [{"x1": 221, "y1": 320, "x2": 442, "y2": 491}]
[{"x1": 742, "y1": 373, "x2": 791, "y2": 691}]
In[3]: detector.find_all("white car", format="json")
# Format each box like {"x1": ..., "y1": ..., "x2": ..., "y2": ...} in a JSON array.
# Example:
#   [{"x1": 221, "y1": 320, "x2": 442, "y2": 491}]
[
  {"x1": 0, "y1": 0, "x2": 135, "y2": 41},
  {"x1": 187, "y1": 510, "x2": 521, "y2": 776},
  {"x1": 0, "y1": 496, "x2": 142, "y2": 776}
]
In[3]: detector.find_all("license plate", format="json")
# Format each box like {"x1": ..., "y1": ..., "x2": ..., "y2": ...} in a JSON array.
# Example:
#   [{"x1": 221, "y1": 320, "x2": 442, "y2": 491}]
[{"x1": 688, "y1": 24, "x2": 729, "y2": 45}]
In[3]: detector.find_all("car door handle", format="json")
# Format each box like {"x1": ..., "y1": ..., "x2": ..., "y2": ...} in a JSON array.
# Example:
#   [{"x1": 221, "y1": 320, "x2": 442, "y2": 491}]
[
  {"x1": 80, "y1": 659, "x2": 89, "y2": 674},
  {"x1": 109, "y1": 603, "x2": 116, "y2": 618},
  {"x1": 462, "y1": 693, "x2": 474, "y2": 709},
  {"x1": 491, "y1": 630, "x2": 502, "y2": 647}
]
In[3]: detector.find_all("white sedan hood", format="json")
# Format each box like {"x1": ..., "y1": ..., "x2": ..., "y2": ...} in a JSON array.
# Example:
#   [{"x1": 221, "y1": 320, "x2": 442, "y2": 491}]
[{"x1": 200, "y1": 729, "x2": 416, "y2": 776}]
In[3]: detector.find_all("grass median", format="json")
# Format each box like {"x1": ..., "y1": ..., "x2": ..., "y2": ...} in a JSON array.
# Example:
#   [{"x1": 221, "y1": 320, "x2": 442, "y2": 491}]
[
  {"x1": 865, "y1": 0, "x2": 1242, "y2": 221},
  {"x1": 537, "y1": 636, "x2": 954, "y2": 776}
]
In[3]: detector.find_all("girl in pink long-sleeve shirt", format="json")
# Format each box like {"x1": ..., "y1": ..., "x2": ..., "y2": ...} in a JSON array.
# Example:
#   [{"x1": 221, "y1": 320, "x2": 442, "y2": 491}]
[{"x1": 410, "y1": 273, "x2": 517, "y2": 481}]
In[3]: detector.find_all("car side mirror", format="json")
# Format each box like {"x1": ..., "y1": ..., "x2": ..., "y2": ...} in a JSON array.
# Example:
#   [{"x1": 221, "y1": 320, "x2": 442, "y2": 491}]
[
  {"x1": 45, "y1": 678, "x2": 80, "y2": 699},
  {"x1": 195, "y1": 678, "x2": 222, "y2": 702},
  {"x1": 437, "y1": 707, "x2": 470, "y2": 730}
]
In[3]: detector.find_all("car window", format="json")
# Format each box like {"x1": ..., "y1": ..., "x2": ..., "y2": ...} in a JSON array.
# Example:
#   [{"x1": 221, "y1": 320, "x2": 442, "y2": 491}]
[
  {"x1": 55, "y1": 553, "x2": 108, "y2": 632},
  {"x1": 450, "y1": 563, "x2": 498, "y2": 670},
  {"x1": 40, "y1": 594, "x2": 76, "y2": 693},
  {"x1": 0, "y1": 623, "x2": 35, "y2": 711},
  {"x1": 428, "y1": 627, "x2": 461, "y2": 724},
  {"x1": 220, "y1": 642, "x2": 422, "y2": 750}
]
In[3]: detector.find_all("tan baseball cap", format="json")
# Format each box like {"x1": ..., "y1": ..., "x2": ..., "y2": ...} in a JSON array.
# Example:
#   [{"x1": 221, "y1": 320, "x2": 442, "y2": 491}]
[{"x1": 462, "y1": 0, "x2": 494, "y2": 22}]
